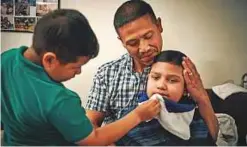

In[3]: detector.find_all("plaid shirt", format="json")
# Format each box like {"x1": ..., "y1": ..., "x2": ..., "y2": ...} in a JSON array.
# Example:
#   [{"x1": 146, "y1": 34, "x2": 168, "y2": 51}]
[
  {"x1": 86, "y1": 53, "x2": 213, "y2": 145},
  {"x1": 86, "y1": 53, "x2": 150, "y2": 123}
]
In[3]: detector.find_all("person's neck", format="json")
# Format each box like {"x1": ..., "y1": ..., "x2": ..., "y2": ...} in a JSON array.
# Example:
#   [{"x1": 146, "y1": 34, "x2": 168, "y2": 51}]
[
  {"x1": 23, "y1": 47, "x2": 42, "y2": 65},
  {"x1": 133, "y1": 59, "x2": 146, "y2": 73}
]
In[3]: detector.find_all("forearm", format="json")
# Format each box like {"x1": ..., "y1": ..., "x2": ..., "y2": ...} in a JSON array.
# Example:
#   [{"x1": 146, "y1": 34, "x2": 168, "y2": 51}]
[
  {"x1": 197, "y1": 95, "x2": 219, "y2": 140},
  {"x1": 83, "y1": 110, "x2": 141, "y2": 146}
]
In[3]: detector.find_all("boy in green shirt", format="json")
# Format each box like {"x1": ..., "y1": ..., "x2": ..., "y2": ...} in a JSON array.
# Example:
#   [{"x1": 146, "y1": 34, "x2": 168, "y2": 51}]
[{"x1": 1, "y1": 9, "x2": 160, "y2": 146}]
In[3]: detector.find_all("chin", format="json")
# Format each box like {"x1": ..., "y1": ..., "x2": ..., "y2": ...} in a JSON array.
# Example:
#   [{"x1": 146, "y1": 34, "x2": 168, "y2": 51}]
[
  {"x1": 60, "y1": 77, "x2": 72, "y2": 82},
  {"x1": 144, "y1": 60, "x2": 154, "y2": 66}
]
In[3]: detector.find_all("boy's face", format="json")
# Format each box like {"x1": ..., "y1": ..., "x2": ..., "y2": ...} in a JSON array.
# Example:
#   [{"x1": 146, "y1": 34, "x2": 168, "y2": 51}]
[
  {"x1": 117, "y1": 14, "x2": 163, "y2": 68},
  {"x1": 147, "y1": 62, "x2": 185, "y2": 102},
  {"x1": 42, "y1": 54, "x2": 90, "y2": 82}
]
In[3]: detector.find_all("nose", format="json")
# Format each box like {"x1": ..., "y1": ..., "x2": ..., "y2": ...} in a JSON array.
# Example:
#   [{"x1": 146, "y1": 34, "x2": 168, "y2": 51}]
[
  {"x1": 139, "y1": 39, "x2": 150, "y2": 54},
  {"x1": 157, "y1": 80, "x2": 167, "y2": 90},
  {"x1": 75, "y1": 68, "x2": 81, "y2": 75}
]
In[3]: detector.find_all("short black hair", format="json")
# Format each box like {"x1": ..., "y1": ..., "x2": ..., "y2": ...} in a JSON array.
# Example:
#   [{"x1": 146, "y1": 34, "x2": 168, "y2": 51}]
[
  {"x1": 32, "y1": 9, "x2": 99, "y2": 64},
  {"x1": 154, "y1": 50, "x2": 187, "y2": 66},
  {"x1": 114, "y1": 0, "x2": 157, "y2": 33}
]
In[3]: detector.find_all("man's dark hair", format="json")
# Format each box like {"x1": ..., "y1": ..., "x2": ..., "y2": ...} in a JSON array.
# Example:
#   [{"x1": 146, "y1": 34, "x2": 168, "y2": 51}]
[
  {"x1": 154, "y1": 50, "x2": 187, "y2": 66},
  {"x1": 114, "y1": 0, "x2": 157, "y2": 34},
  {"x1": 32, "y1": 9, "x2": 99, "y2": 64}
]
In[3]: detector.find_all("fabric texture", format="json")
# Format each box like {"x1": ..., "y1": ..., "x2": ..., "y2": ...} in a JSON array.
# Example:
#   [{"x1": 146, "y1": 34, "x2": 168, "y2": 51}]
[
  {"x1": 212, "y1": 83, "x2": 247, "y2": 100},
  {"x1": 139, "y1": 93, "x2": 196, "y2": 140},
  {"x1": 216, "y1": 113, "x2": 238, "y2": 146}
]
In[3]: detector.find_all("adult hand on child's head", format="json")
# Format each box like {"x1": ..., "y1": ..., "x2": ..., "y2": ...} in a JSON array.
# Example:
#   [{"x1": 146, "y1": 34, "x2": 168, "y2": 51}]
[
  {"x1": 134, "y1": 99, "x2": 161, "y2": 122},
  {"x1": 182, "y1": 57, "x2": 209, "y2": 104}
]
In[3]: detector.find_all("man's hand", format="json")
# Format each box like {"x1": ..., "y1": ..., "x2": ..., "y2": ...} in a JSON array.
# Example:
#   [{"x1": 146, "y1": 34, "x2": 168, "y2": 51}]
[
  {"x1": 133, "y1": 99, "x2": 161, "y2": 122},
  {"x1": 182, "y1": 57, "x2": 209, "y2": 104}
]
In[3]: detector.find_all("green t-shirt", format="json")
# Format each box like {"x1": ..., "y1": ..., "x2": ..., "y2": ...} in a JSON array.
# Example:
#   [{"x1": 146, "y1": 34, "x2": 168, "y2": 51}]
[{"x1": 1, "y1": 46, "x2": 93, "y2": 145}]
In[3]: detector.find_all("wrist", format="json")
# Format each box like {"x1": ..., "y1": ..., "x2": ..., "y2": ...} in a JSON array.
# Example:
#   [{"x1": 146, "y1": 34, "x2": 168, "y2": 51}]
[
  {"x1": 196, "y1": 94, "x2": 210, "y2": 106},
  {"x1": 132, "y1": 109, "x2": 142, "y2": 123}
]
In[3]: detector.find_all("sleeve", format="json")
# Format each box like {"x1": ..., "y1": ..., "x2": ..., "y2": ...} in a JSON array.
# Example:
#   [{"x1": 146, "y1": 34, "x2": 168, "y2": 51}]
[
  {"x1": 48, "y1": 97, "x2": 93, "y2": 143},
  {"x1": 86, "y1": 69, "x2": 109, "y2": 112}
]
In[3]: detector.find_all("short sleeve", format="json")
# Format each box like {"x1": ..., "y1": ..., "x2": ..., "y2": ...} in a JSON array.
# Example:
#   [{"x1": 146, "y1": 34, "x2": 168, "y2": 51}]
[
  {"x1": 48, "y1": 97, "x2": 93, "y2": 143},
  {"x1": 86, "y1": 70, "x2": 109, "y2": 112}
]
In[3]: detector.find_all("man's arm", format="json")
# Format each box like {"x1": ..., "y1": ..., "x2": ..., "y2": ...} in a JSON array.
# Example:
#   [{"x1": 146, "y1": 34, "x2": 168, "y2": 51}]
[
  {"x1": 182, "y1": 57, "x2": 219, "y2": 140},
  {"x1": 196, "y1": 94, "x2": 219, "y2": 140}
]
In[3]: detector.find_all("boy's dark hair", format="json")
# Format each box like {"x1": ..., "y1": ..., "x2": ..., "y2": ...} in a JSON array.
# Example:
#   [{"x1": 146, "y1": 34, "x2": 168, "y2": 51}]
[
  {"x1": 32, "y1": 9, "x2": 99, "y2": 64},
  {"x1": 154, "y1": 50, "x2": 187, "y2": 66},
  {"x1": 114, "y1": 0, "x2": 157, "y2": 34}
]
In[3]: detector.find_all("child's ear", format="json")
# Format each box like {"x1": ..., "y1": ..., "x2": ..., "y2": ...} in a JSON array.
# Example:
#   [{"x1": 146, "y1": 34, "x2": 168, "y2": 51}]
[
  {"x1": 42, "y1": 52, "x2": 58, "y2": 70},
  {"x1": 183, "y1": 90, "x2": 190, "y2": 98}
]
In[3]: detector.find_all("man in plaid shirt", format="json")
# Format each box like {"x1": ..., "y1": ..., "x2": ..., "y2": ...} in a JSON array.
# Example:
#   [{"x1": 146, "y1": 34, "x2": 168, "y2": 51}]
[{"x1": 86, "y1": 0, "x2": 219, "y2": 145}]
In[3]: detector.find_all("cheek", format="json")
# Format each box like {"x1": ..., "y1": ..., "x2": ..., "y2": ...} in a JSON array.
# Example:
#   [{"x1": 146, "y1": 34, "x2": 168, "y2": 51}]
[
  {"x1": 60, "y1": 70, "x2": 75, "y2": 78},
  {"x1": 152, "y1": 35, "x2": 162, "y2": 50},
  {"x1": 168, "y1": 84, "x2": 184, "y2": 102},
  {"x1": 147, "y1": 79, "x2": 157, "y2": 97},
  {"x1": 126, "y1": 47, "x2": 139, "y2": 57},
  {"x1": 146, "y1": 80, "x2": 155, "y2": 97}
]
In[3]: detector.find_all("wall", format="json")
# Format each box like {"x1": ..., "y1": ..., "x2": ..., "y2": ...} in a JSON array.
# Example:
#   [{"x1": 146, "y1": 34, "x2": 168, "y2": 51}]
[{"x1": 1, "y1": 0, "x2": 247, "y2": 106}]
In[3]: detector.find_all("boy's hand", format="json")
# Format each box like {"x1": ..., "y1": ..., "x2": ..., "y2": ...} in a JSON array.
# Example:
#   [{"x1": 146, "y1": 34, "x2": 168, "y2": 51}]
[{"x1": 134, "y1": 99, "x2": 161, "y2": 122}]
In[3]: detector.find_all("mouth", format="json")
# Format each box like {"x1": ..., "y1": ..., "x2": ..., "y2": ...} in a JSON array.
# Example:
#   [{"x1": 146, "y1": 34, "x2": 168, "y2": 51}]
[
  {"x1": 160, "y1": 94, "x2": 169, "y2": 99},
  {"x1": 140, "y1": 52, "x2": 155, "y2": 62},
  {"x1": 155, "y1": 92, "x2": 169, "y2": 98}
]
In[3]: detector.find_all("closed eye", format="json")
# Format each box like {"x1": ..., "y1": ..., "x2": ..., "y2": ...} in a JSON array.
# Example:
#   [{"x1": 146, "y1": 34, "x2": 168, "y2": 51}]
[
  {"x1": 143, "y1": 32, "x2": 153, "y2": 39},
  {"x1": 126, "y1": 39, "x2": 139, "y2": 47}
]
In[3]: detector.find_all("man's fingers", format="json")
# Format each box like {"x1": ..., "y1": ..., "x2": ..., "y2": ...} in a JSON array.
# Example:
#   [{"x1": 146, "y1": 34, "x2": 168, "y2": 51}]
[
  {"x1": 183, "y1": 57, "x2": 197, "y2": 74},
  {"x1": 183, "y1": 69, "x2": 192, "y2": 85},
  {"x1": 182, "y1": 60, "x2": 193, "y2": 77}
]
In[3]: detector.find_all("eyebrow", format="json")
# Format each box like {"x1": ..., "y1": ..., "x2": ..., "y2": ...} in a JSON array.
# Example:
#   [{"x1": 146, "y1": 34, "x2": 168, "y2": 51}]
[
  {"x1": 143, "y1": 31, "x2": 153, "y2": 36},
  {"x1": 150, "y1": 72, "x2": 181, "y2": 79},
  {"x1": 125, "y1": 30, "x2": 153, "y2": 44},
  {"x1": 150, "y1": 71, "x2": 160, "y2": 75},
  {"x1": 166, "y1": 74, "x2": 181, "y2": 79}
]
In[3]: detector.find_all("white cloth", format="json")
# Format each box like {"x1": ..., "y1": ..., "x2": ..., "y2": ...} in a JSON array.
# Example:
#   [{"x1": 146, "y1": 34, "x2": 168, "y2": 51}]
[
  {"x1": 150, "y1": 94, "x2": 195, "y2": 140},
  {"x1": 212, "y1": 83, "x2": 247, "y2": 100},
  {"x1": 215, "y1": 113, "x2": 238, "y2": 146}
]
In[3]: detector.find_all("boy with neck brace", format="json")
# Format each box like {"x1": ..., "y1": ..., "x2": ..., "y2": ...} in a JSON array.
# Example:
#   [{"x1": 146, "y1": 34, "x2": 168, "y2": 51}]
[
  {"x1": 142, "y1": 50, "x2": 215, "y2": 145},
  {"x1": 138, "y1": 50, "x2": 237, "y2": 146},
  {"x1": 117, "y1": 50, "x2": 218, "y2": 146}
]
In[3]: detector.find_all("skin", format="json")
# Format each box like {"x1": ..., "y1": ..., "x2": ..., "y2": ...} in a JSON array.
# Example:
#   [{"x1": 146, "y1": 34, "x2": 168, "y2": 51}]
[
  {"x1": 118, "y1": 14, "x2": 163, "y2": 73},
  {"x1": 146, "y1": 62, "x2": 185, "y2": 102}
]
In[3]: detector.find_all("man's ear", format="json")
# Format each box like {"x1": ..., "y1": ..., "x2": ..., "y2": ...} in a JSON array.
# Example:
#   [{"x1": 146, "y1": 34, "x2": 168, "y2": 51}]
[
  {"x1": 42, "y1": 52, "x2": 58, "y2": 70},
  {"x1": 156, "y1": 17, "x2": 163, "y2": 33},
  {"x1": 117, "y1": 36, "x2": 121, "y2": 41},
  {"x1": 117, "y1": 36, "x2": 127, "y2": 48}
]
